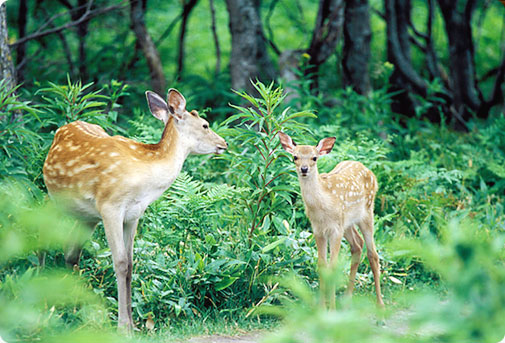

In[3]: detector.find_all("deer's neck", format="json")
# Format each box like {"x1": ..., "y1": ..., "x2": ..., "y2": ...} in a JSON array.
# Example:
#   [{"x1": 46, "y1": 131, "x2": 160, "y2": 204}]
[
  {"x1": 146, "y1": 118, "x2": 190, "y2": 185},
  {"x1": 298, "y1": 170, "x2": 324, "y2": 207}
]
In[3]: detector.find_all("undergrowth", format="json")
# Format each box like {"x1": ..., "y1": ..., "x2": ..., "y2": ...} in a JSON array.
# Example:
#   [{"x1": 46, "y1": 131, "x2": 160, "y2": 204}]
[{"x1": 0, "y1": 78, "x2": 504, "y2": 341}]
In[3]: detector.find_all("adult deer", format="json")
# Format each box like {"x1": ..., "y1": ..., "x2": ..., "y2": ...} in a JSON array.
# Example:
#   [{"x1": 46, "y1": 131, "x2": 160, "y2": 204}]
[
  {"x1": 43, "y1": 89, "x2": 227, "y2": 329},
  {"x1": 278, "y1": 132, "x2": 384, "y2": 309}
]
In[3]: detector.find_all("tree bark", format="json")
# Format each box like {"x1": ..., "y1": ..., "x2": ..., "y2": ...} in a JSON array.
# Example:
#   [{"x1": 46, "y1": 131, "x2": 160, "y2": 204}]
[
  {"x1": 75, "y1": 0, "x2": 90, "y2": 81},
  {"x1": 130, "y1": 0, "x2": 166, "y2": 94},
  {"x1": 0, "y1": 4, "x2": 16, "y2": 91},
  {"x1": 386, "y1": 0, "x2": 427, "y2": 116},
  {"x1": 437, "y1": 0, "x2": 480, "y2": 124},
  {"x1": 58, "y1": 0, "x2": 91, "y2": 81},
  {"x1": 176, "y1": 0, "x2": 199, "y2": 81},
  {"x1": 16, "y1": 0, "x2": 28, "y2": 83},
  {"x1": 209, "y1": 0, "x2": 221, "y2": 76},
  {"x1": 306, "y1": 0, "x2": 344, "y2": 89},
  {"x1": 342, "y1": 0, "x2": 371, "y2": 95},
  {"x1": 225, "y1": 0, "x2": 276, "y2": 95}
]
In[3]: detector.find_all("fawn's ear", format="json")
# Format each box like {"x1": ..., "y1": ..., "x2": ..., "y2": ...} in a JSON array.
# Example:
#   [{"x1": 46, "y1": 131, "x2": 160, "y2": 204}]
[
  {"x1": 278, "y1": 132, "x2": 296, "y2": 155},
  {"x1": 146, "y1": 91, "x2": 170, "y2": 124},
  {"x1": 316, "y1": 137, "x2": 336, "y2": 156},
  {"x1": 167, "y1": 88, "x2": 186, "y2": 121}
]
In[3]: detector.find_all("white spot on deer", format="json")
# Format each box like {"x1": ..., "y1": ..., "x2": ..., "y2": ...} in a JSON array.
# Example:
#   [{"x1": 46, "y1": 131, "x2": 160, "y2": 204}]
[
  {"x1": 68, "y1": 145, "x2": 80, "y2": 151},
  {"x1": 66, "y1": 160, "x2": 78, "y2": 167},
  {"x1": 73, "y1": 163, "x2": 97, "y2": 174},
  {"x1": 87, "y1": 177, "x2": 99, "y2": 186},
  {"x1": 110, "y1": 152, "x2": 120, "y2": 157},
  {"x1": 130, "y1": 144, "x2": 137, "y2": 150},
  {"x1": 332, "y1": 190, "x2": 337, "y2": 195}
]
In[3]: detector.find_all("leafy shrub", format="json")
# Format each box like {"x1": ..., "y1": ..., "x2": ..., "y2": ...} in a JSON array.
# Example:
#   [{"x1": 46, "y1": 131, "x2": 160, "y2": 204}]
[
  {"x1": 221, "y1": 81, "x2": 315, "y2": 239},
  {"x1": 0, "y1": 181, "x2": 124, "y2": 343},
  {"x1": 263, "y1": 218, "x2": 505, "y2": 343}
]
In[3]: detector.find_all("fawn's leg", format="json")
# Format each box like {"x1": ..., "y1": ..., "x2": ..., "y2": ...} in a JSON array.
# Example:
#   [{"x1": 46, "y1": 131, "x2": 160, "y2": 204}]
[
  {"x1": 358, "y1": 213, "x2": 384, "y2": 307},
  {"x1": 344, "y1": 226, "x2": 364, "y2": 297},
  {"x1": 328, "y1": 229, "x2": 344, "y2": 310},
  {"x1": 314, "y1": 233, "x2": 328, "y2": 308}
]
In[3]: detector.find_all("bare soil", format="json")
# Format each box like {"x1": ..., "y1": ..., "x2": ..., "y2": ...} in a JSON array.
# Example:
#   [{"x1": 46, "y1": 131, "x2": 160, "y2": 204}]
[{"x1": 185, "y1": 331, "x2": 264, "y2": 343}]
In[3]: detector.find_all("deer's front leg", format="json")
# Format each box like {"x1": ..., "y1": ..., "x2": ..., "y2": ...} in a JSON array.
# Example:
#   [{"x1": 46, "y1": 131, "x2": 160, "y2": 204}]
[
  {"x1": 327, "y1": 228, "x2": 344, "y2": 310},
  {"x1": 123, "y1": 218, "x2": 139, "y2": 328},
  {"x1": 102, "y1": 214, "x2": 131, "y2": 330},
  {"x1": 314, "y1": 233, "x2": 328, "y2": 308}
]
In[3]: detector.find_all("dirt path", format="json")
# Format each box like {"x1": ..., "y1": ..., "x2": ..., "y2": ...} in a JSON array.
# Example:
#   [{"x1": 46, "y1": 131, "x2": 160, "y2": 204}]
[
  {"x1": 185, "y1": 332, "x2": 264, "y2": 343},
  {"x1": 181, "y1": 309, "x2": 413, "y2": 343}
]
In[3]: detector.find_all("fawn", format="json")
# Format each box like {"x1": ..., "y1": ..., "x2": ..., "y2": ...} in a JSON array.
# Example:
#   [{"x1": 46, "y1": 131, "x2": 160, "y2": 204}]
[
  {"x1": 278, "y1": 132, "x2": 384, "y2": 309},
  {"x1": 43, "y1": 89, "x2": 227, "y2": 329}
]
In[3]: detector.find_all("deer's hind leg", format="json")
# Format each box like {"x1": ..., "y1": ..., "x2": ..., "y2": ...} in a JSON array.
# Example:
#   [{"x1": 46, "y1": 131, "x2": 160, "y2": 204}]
[
  {"x1": 64, "y1": 219, "x2": 98, "y2": 269},
  {"x1": 344, "y1": 226, "x2": 364, "y2": 297},
  {"x1": 358, "y1": 212, "x2": 384, "y2": 307}
]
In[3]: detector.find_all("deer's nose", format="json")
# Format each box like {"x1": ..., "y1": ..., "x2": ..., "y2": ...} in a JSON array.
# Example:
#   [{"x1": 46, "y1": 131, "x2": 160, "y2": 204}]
[{"x1": 301, "y1": 166, "x2": 309, "y2": 174}]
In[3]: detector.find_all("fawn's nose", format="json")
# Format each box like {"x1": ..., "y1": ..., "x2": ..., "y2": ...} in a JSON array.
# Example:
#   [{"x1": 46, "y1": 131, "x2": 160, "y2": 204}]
[{"x1": 300, "y1": 166, "x2": 309, "y2": 174}]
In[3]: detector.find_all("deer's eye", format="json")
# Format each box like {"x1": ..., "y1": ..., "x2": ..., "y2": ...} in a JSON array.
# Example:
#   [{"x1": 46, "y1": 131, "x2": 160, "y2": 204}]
[
  {"x1": 203, "y1": 124, "x2": 209, "y2": 129},
  {"x1": 293, "y1": 156, "x2": 298, "y2": 161},
  {"x1": 312, "y1": 157, "x2": 317, "y2": 161}
]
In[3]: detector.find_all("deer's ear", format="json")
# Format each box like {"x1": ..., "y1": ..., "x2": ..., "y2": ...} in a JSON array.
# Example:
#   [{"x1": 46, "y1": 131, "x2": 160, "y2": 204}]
[
  {"x1": 167, "y1": 88, "x2": 186, "y2": 120},
  {"x1": 278, "y1": 132, "x2": 296, "y2": 155},
  {"x1": 146, "y1": 91, "x2": 169, "y2": 124},
  {"x1": 316, "y1": 137, "x2": 336, "y2": 156}
]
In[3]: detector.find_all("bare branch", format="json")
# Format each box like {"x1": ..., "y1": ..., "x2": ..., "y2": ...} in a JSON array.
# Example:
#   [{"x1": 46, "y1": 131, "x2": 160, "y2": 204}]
[
  {"x1": 480, "y1": 55, "x2": 505, "y2": 114},
  {"x1": 385, "y1": 0, "x2": 427, "y2": 96},
  {"x1": 176, "y1": 0, "x2": 199, "y2": 80},
  {"x1": 154, "y1": 15, "x2": 181, "y2": 46},
  {"x1": 209, "y1": 0, "x2": 221, "y2": 75},
  {"x1": 265, "y1": 0, "x2": 281, "y2": 56},
  {"x1": 9, "y1": 1, "x2": 127, "y2": 47},
  {"x1": 408, "y1": 17, "x2": 428, "y2": 40}
]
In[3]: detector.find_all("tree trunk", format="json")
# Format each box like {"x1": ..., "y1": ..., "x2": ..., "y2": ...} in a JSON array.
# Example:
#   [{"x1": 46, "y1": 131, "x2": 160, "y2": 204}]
[
  {"x1": 209, "y1": 0, "x2": 221, "y2": 76},
  {"x1": 306, "y1": 0, "x2": 344, "y2": 90},
  {"x1": 130, "y1": 0, "x2": 166, "y2": 94},
  {"x1": 225, "y1": 0, "x2": 276, "y2": 95},
  {"x1": 342, "y1": 0, "x2": 371, "y2": 95},
  {"x1": 176, "y1": 0, "x2": 199, "y2": 80},
  {"x1": 438, "y1": 0, "x2": 481, "y2": 124},
  {"x1": 16, "y1": 0, "x2": 28, "y2": 83},
  {"x1": 75, "y1": 0, "x2": 89, "y2": 81},
  {"x1": 386, "y1": 0, "x2": 426, "y2": 116},
  {"x1": 0, "y1": 4, "x2": 16, "y2": 90}
]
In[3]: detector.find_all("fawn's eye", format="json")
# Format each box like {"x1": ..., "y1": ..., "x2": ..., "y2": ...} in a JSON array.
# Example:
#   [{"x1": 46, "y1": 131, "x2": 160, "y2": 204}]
[
  {"x1": 293, "y1": 156, "x2": 298, "y2": 161},
  {"x1": 203, "y1": 124, "x2": 209, "y2": 129},
  {"x1": 312, "y1": 157, "x2": 317, "y2": 161}
]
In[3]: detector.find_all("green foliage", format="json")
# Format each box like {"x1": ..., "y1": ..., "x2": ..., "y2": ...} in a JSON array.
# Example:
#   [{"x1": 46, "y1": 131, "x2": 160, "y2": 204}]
[
  {"x1": 0, "y1": 77, "x2": 504, "y2": 341},
  {"x1": 221, "y1": 81, "x2": 315, "y2": 238},
  {"x1": 263, "y1": 219, "x2": 505, "y2": 343},
  {"x1": 0, "y1": 182, "x2": 124, "y2": 343},
  {"x1": 36, "y1": 76, "x2": 127, "y2": 131},
  {"x1": 0, "y1": 80, "x2": 43, "y2": 184}
]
